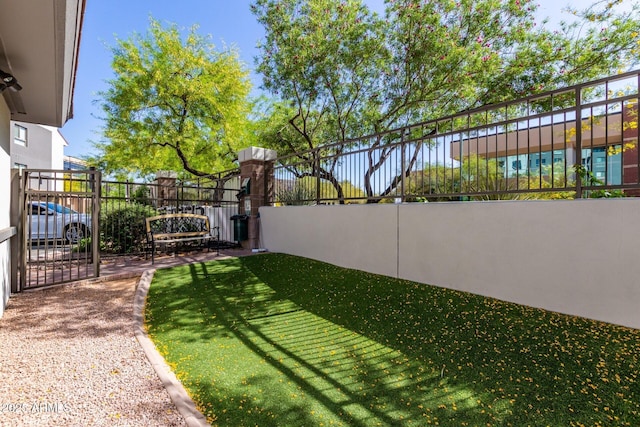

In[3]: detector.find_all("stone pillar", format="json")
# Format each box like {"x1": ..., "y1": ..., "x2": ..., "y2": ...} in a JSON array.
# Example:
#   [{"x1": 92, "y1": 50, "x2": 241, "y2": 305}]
[
  {"x1": 154, "y1": 171, "x2": 177, "y2": 210},
  {"x1": 238, "y1": 147, "x2": 277, "y2": 249}
]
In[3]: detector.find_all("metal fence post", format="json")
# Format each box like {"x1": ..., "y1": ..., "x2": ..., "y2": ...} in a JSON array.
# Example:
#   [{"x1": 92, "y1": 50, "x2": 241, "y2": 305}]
[
  {"x1": 90, "y1": 168, "x2": 101, "y2": 277},
  {"x1": 575, "y1": 87, "x2": 583, "y2": 199},
  {"x1": 9, "y1": 169, "x2": 22, "y2": 293},
  {"x1": 315, "y1": 149, "x2": 321, "y2": 205},
  {"x1": 400, "y1": 134, "x2": 406, "y2": 202}
]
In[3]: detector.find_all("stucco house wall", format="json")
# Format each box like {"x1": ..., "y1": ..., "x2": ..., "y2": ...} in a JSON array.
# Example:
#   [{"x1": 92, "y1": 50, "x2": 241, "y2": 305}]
[
  {"x1": 0, "y1": 96, "x2": 12, "y2": 316},
  {"x1": 1, "y1": 0, "x2": 85, "y2": 316}
]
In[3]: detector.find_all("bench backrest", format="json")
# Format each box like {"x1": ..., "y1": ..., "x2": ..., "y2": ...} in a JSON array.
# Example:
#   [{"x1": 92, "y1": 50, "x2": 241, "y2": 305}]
[{"x1": 146, "y1": 213, "x2": 211, "y2": 237}]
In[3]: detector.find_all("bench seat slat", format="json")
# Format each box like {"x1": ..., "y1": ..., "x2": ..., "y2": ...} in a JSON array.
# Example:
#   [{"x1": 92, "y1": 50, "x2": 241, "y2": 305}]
[
  {"x1": 153, "y1": 236, "x2": 212, "y2": 243},
  {"x1": 145, "y1": 213, "x2": 218, "y2": 264},
  {"x1": 153, "y1": 231, "x2": 210, "y2": 240}
]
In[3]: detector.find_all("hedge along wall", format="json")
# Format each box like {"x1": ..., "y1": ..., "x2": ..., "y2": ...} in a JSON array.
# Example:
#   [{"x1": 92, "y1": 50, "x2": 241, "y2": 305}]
[{"x1": 259, "y1": 199, "x2": 640, "y2": 330}]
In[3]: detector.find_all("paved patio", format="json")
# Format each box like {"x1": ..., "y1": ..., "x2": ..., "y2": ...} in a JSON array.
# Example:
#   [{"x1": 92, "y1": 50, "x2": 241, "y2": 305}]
[{"x1": 98, "y1": 247, "x2": 257, "y2": 279}]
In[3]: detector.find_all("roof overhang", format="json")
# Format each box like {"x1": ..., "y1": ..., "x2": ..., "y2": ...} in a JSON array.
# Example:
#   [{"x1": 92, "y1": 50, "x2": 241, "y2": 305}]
[{"x1": 0, "y1": 0, "x2": 85, "y2": 127}]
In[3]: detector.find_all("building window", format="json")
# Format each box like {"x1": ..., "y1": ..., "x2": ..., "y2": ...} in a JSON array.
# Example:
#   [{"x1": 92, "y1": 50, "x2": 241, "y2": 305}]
[
  {"x1": 553, "y1": 150, "x2": 565, "y2": 164},
  {"x1": 581, "y1": 147, "x2": 622, "y2": 185},
  {"x1": 14, "y1": 124, "x2": 27, "y2": 146}
]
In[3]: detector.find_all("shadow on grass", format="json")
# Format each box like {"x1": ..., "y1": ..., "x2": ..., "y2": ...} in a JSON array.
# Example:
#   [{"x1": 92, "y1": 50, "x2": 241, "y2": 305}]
[{"x1": 146, "y1": 254, "x2": 640, "y2": 426}]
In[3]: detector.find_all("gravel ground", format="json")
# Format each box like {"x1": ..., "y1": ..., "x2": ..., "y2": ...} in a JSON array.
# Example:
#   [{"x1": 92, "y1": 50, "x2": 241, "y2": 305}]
[{"x1": 0, "y1": 278, "x2": 186, "y2": 427}]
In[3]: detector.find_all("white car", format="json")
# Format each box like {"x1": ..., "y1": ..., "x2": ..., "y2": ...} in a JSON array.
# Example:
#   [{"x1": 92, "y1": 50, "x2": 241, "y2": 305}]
[{"x1": 29, "y1": 202, "x2": 91, "y2": 244}]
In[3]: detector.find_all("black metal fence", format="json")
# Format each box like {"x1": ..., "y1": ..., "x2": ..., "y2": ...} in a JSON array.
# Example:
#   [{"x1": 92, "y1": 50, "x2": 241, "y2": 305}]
[
  {"x1": 99, "y1": 170, "x2": 242, "y2": 257},
  {"x1": 16, "y1": 169, "x2": 100, "y2": 290},
  {"x1": 13, "y1": 167, "x2": 243, "y2": 290},
  {"x1": 273, "y1": 70, "x2": 640, "y2": 205}
]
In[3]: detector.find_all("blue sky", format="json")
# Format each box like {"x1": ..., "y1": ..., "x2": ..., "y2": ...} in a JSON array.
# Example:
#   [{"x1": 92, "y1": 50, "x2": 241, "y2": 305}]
[{"x1": 60, "y1": 0, "x2": 621, "y2": 158}]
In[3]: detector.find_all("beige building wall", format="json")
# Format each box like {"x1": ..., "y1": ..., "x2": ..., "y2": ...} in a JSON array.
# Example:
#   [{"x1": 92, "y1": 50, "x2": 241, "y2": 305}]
[
  {"x1": 450, "y1": 113, "x2": 626, "y2": 159},
  {"x1": 10, "y1": 122, "x2": 67, "y2": 170},
  {"x1": 260, "y1": 200, "x2": 640, "y2": 329}
]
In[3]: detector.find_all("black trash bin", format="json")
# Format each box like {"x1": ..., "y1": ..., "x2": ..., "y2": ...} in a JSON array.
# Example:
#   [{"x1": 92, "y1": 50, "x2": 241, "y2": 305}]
[{"x1": 230, "y1": 214, "x2": 249, "y2": 242}]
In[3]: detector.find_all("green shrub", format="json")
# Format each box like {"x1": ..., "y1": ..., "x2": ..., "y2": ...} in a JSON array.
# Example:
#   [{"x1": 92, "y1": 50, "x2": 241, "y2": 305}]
[
  {"x1": 73, "y1": 237, "x2": 91, "y2": 253},
  {"x1": 276, "y1": 183, "x2": 316, "y2": 205},
  {"x1": 100, "y1": 203, "x2": 157, "y2": 254},
  {"x1": 132, "y1": 184, "x2": 153, "y2": 206}
]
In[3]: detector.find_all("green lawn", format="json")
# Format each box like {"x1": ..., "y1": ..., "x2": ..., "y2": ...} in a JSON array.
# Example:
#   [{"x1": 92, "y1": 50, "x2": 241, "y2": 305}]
[{"x1": 145, "y1": 253, "x2": 639, "y2": 427}]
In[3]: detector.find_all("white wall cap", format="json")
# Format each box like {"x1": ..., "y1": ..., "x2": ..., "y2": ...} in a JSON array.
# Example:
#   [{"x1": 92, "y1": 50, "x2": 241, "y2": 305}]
[{"x1": 238, "y1": 146, "x2": 277, "y2": 162}]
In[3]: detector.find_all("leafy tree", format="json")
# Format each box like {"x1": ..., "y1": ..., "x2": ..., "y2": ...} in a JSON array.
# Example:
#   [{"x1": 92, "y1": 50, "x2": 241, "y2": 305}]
[
  {"x1": 131, "y1": 184, "x2": 153, "y2": 206},
  {"x1": 403, "y1": 164, "x2": 461, "y2": 202},
  {"x1": 458, "y1": 155, "x2": 522, "y2": 200},
  {"x1": 276, "y1": 181, "x2": 316, "y2": 206},
  {"x1": 94, "y1": 18, "x2": 254, "y2": 178},
  {"x1": 252, "y1": 0, "x2": 388, "y2": 202},
  {"x1": 252, "y1": 0, "x2": 640, "y2": 202}
]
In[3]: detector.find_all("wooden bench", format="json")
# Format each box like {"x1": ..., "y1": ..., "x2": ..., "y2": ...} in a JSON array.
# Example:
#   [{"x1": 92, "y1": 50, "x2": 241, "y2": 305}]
[{"x1": 145, "y1": 213, "x2": 219, "y2": 264}]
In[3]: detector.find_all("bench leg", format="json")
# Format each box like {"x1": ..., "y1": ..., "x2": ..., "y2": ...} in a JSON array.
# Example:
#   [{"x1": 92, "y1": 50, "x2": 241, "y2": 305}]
[{"x1": 214, "y1": 227, "x2": 220, "y2": 256}]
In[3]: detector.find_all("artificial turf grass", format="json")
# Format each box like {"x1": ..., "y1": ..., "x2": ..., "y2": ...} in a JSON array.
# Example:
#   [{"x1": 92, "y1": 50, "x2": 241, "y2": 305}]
[{"x1": 145, "y1": 253, "x2": 640, "y2": 427}]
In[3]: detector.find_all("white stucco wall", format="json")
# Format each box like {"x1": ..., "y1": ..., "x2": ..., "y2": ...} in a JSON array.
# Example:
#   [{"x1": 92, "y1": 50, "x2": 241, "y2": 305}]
[
  {"x1": 260, "y1": 205, "x2": 398, "y2": 278},
  {"x1": 0, "y1": 99, "x2": 12, "y2": 316},
  {"x1": 397, "y1": 200, "x2": 640, "y2": 330},
  {"x1": 260, "y1": 200, "x2": 640, "y2": 329}
]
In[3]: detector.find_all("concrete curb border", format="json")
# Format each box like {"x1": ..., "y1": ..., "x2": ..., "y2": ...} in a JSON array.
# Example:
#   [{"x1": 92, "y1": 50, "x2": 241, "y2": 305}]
[{"x1": 133, "y1": 269, "x2": 210, "y2": 427}]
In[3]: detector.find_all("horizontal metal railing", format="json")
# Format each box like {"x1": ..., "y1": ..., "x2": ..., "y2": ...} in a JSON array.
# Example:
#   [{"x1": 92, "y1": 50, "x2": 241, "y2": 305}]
[
  {"x1": 272, "y1": 70, "x2": 640, "y2": 204},
  {"x1": 0, "y1": 227, "x2": 16, "y2": 244}
]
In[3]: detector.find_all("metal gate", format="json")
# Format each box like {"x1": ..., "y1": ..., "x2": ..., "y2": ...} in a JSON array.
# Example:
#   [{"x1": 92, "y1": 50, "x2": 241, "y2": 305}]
[{"x1": 15, "y1": 169, "x2": 100, "y2": 290}]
